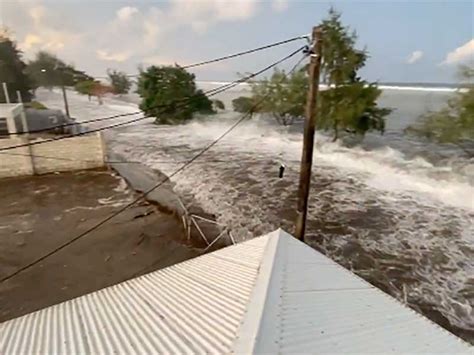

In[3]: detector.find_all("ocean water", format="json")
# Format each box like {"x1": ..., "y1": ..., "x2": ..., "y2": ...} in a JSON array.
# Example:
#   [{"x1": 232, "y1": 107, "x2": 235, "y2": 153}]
[{"x1": 39, "y1": 86, "x2": 473, "y2": 343}]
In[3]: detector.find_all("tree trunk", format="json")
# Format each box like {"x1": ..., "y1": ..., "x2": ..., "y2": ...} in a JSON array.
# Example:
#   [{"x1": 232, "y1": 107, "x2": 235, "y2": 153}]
[{"x1": 332, "y1": 120, "x2": 339, "y2": 142}]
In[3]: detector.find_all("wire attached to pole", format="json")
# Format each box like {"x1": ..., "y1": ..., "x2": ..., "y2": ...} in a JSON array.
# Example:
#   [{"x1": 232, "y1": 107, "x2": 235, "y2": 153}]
[{"x1": 0, "y1": 48, "x2": 308, "y2": 285}]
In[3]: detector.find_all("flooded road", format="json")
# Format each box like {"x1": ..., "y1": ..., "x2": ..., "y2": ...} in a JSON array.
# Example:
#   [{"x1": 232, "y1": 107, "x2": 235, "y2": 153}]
[{"x1": 39, "y1": 88, "x2": 474, "y2": 343}]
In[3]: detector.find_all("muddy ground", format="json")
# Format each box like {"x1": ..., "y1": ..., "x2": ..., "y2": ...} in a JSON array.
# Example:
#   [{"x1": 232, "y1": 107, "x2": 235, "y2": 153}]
[{"x1": 0, "y1": 169, "x2": 201, "y2": 322}]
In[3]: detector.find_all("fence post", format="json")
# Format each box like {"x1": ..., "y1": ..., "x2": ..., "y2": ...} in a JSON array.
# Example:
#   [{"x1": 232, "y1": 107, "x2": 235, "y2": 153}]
[{"x1": 2, "y1": 82, "x2": 10, "y2": 103}]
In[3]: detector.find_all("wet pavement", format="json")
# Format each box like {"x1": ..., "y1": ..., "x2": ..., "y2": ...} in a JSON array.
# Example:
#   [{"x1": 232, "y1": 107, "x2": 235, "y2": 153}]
[{"x1": 0, "y1": 169, "x2": 200, "y2": 322}]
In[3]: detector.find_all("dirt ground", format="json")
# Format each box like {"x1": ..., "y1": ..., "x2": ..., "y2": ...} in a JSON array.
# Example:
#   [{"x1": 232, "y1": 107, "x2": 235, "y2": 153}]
[{"x1": 0, "y1": 169, "x2": 201, "y2": 322}]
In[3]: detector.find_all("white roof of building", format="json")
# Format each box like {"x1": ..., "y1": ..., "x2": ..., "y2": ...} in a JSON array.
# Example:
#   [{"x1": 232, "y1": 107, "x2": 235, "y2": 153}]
[{"x1": 0, "y1": 229, "x2": 471, "y2": 354}]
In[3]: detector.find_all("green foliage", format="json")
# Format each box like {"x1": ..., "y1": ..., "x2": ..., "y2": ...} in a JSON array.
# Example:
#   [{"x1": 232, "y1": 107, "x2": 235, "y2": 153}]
[
  {"x1": 232, "y1": 96, "x2": 254, "y2": 113},
  {"x1": 75, "y1": 80, "x2": 96, "y2": 96},
  {"x1": 0, "y1": 32, "x2": 33, "y2": 102},
  {"x1": 25, "y1": 100, "x2": 47, "y2": 110},
  {"x1": 318, "y1": 8, "x2": 390, "y2": 139},
  {"x1": 406, "y1": 65, "x2": 474, "y2": 156},
  {"x1": 320, "y1": 7, "x2": 367, "y2": 85},
  {"x1": 319, "y1": 83, "x2": 390, "y2": 140},
  {"x1": 251, "y1": 68, "x2": 307, "y2": 125},
  {"x1": 194, "y1": 90, "x2": 215, "y2": 114},
  {"x1": 212, "y1": 99, "x2": 225, "y2": 110},
  {"x1": 107, "y1": 69, "x2": 132, "y2": 94},
  {"x1": 137, "y1": 66, "x2": 215, "y2": 124},
  {"x1": 246, "y1": 8, "x2": 391, "y2": 140},
  {"x1": 26, "y1": 51, "x2": 93, "y2": 89}
]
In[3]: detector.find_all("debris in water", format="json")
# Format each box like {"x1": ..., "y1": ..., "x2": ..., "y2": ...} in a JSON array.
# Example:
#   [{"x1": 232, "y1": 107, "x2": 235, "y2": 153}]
[{"x1": 279, "y1": 164, "x2": 286, "y2": 178}]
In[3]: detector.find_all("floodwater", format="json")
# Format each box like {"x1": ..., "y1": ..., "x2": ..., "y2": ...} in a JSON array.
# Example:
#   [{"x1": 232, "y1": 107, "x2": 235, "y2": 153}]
[{"x1": 39, "y1": 86, "x2": 474, "y2": 343}]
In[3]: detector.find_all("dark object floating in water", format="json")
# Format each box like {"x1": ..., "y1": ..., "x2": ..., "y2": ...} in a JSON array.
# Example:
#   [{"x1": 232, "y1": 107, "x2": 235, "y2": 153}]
[{"x1": 279, "y1": 164, "x2": 285, "y2": 178}]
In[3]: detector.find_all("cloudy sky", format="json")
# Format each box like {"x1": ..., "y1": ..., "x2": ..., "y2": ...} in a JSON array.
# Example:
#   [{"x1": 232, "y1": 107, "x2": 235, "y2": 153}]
[{"x1": 1, "y1": 0, "x2": 473, "y2": 83}]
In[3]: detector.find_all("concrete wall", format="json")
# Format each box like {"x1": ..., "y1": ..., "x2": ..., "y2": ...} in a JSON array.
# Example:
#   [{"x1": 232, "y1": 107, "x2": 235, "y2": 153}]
[
  {"x1": 0, "y1": 133, "x2": 104, "y2": 178},
  {"x1": 0, "y1": 137, "x2": 34, "y2": 177}
]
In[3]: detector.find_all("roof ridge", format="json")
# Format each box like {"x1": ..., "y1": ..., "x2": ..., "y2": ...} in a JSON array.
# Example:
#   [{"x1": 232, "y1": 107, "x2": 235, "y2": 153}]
[{"x1": 230, "y1": 229, "x2": 284, "y2": 353}]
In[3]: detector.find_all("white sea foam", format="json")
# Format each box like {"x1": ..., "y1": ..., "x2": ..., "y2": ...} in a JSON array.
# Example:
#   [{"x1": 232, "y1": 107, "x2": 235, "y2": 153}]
[{"x1": 40, "y1": 89, "x2": 474, "y2": 335}]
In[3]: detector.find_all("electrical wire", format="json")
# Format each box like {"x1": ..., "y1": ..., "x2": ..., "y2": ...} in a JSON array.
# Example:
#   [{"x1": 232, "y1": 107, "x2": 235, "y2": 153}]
[
  {"x1": 92, "y1": 35, "x2": 306, "y2": 77},
  {"x1": 7, "y1": 44, "x2": 305, "y2": 137},
  {"x1": 9, "y1": 110, "x2": 143, "y2": 136},
  {"x1": 0, "y1": 50, "x2": 308, "y2": 284},
  {"x1": 181, "y1": 35, "x2": 307, "y2": 69},
  {"x1": 0, "y1": 46, "x2": 305, "y2": 152},
  {"x1": 0, "y1": 150, "x2": 285, "y2": 165}
]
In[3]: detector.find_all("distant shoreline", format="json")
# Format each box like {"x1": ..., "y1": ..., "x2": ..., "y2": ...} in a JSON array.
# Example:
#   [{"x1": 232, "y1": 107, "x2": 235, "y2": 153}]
[{"x1": 197, "y1": 81, "x2": 466, "y2": 92}]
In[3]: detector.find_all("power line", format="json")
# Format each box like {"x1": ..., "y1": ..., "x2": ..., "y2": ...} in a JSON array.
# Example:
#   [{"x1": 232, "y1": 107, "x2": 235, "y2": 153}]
[
  {"x1": 0, "y1": 115, "x2": 152, "y2": 152},
  {"x1": 0, "y1": 150, "x2": 285, "y2": 165},
  {"x1": 0, "y1": 49, "x2": 307, "y2": 285},
  {"x1": 190, "y1": 45, "x2": 306, "y2": 97},
  {"x1": 181, "y1": 35, "x2": 307, "y2": 69},
  {"x1": 8, "y1": 44, "x2": 305, "y2": 136},
  {"x1": 0, "y1": 46, "x2": 306, "y2": 152},
  {"x1": 94, "y1": 35, "x2": 307, "y2": 78},
  {"x1": 9, "y1": 110, "x2": 143, "y2": 136}
]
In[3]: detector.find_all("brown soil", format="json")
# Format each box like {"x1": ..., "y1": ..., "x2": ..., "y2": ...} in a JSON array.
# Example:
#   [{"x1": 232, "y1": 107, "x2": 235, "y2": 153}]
[{"x1": 0, "y1": 169, "x2": 201, "y2": 322}]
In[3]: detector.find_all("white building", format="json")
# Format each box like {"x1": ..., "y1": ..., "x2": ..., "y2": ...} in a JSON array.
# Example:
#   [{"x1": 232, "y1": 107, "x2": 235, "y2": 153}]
[{"x1": 0, "y1": 103, "x2": 27, "y2": 136}]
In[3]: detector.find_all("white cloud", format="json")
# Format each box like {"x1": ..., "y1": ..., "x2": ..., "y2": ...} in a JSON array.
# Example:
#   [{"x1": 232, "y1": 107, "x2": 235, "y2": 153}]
[
  {"x1": 29, "y1": 6, "x2": 46, "y2": 25},
  {"x1": 441, "y1": 39, "x2": 474, "y2": 65},
  {"x1": 116, "y1": 6, "x2": 139, "y2": 21},
  {"x1": 167, "y1": 0, "x2": 259, "y2": 27},
  {"x1": 214, "y1": 0, "x2": 258, "y2": 21},
  {"x1": 20, "y1": 34, "x2": 41, "y2": 50},
  {"x1": 5, "y1": 0, "x2": 262, "y2": 76},
  {"x1": 6, "y1": 1, "x2": 81, "y2": 60},
  {"x1": 406, "y1": 50, "x2": 423, "y2": 64},
  {"x1": 96, "y1": 49, "x2": 130, "y2": 62},
  {"x1": 142, "y1": 55, "x2": 177, "y2": 66},
  {"x1": 272, "y1": 0, "x2": 289, "y2": 12}
]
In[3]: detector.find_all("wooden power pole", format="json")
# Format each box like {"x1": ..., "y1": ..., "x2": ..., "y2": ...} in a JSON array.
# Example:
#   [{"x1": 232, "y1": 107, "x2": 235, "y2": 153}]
[
  {"x1": 295, "y1": 26, "x2": 323, "y2": 241},
  {"x1": 61, "y1": 85, "x2": 70, "y2": 118}
]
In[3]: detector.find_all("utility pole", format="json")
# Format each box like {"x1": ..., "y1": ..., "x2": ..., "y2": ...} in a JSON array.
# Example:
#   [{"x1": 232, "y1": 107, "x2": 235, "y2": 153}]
[
  {"x1": 61, "y1": 85, "x2": 70, "y2": 118},
  {"x1": 295, "y1": 26, "x2": 323, "y2": 242}
]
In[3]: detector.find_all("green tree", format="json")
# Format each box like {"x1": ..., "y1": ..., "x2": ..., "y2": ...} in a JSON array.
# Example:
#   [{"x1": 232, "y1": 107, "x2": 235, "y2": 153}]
[
  {"x1": 0, "y1": 31, "x2": 33, "y2": 102},
  {"x1": 406, "y1": 65, "x2": 474, "y2": 157},
  {"x1": 318, "y1": 8, "x2": 391, "y2": 140},
  {"x1": 137, "y1": 65, "x2": 215, "y2": 124},
  {"x1": 107, "y1": 69, "x2": 132, "y2": 94},
  {"x1": 250, "y1": 68, "x2": 307, "y2": 125},
  {"x1": 26, "y1": 51, "x2": 92, "y2": 89},
  {"x1": 318, "y1": 83, "x2": 390, "y2": 139},
  {"x1": 75, "y1": 80, "x2": 96, "y2": 100},
  {"x1": 232, "y1": 96, "x2": 254, "y2": 113},
  {"x1": 247, "y1": 8, "x2": 391, "y2": 140},
  {"x1": 320, "y1": 8, "x2": 367, "y2": 86}
]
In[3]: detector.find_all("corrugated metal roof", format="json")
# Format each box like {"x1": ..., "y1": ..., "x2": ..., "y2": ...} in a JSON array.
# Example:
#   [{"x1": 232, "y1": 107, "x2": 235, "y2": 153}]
[
  {"x1": 0, "y1": 236, "x2": 269, "y2": 354},
  {"x1": 1, "y1": 229, "x2": 471, "y2": 354},
  {"x1": 233, "y1": 231, "x2": 472, "y2": 354}
]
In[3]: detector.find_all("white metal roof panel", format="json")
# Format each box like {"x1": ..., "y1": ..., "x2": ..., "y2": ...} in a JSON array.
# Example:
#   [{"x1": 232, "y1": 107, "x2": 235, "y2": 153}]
[
  {"x1": 1, "y1": 229, "x2": 472, "y2": 354},
  {"x1": 0, "y1": 235, "x2": 269, "y2": 354},
  {"x1": 233, "y1": 230, "x2": 472, "y2": 354}
]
